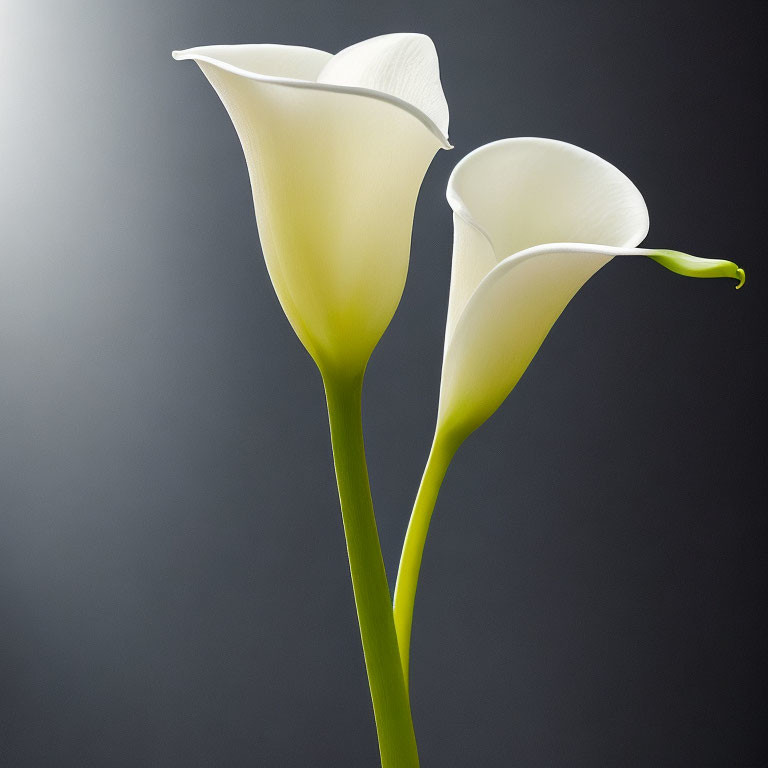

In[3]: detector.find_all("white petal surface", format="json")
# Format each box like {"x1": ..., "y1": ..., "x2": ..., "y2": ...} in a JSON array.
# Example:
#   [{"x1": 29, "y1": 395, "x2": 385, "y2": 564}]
[
  {"x1": 438, "y1": 245, "x2": 634, "y2": 438},
  {"x1": 317, "y1": 33, "x2": 450, "y2": 142},
  {"x1": 444, "y1": 138, "x2": 649, "y2": 343}
]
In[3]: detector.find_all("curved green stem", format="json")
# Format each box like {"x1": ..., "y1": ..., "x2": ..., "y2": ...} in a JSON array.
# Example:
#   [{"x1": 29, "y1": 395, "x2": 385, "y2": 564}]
[
  {"x1": 393, "y1": 432, "x2": 459, "y2": 687},
  {"x1": 323, "y1": 370, "x2": 419, "y2": 768}
]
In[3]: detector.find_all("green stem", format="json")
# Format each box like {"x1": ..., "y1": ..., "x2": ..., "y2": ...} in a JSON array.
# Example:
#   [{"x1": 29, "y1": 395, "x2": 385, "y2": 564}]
[
  {"x1": 323, "y1": 370, "x2": 419, "y2": 768},
  {"x1": 393, "y1": 432, "x2": 459, "y2": 687}
]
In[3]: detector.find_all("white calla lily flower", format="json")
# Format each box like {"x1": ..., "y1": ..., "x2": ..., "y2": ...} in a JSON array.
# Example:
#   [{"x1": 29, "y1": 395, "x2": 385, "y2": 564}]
[
  {"x1": 173, "y1": 34, "x2": 450, "y2": 375},
  {"x1": 437, "y1": 137, "x2": 744, "y2": 442},
  {"x1": 175, "y1": 34, "x2": 452, "y2": 766},
  {"x1": 393, "y1": 137, "x2": 744, "y2": 684}
]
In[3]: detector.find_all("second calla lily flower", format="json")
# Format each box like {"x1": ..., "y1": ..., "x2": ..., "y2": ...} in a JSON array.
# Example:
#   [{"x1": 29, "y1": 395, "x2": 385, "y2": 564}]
[
  {"x1": 437, "y1": 137, "x2": 744, "y2": 443},
  {"x1": 392, "y1": 137, "x2": 744, "y2": 683},
  {"x1": 174, "y1": 34, "x2": 450, "y2": 374}
]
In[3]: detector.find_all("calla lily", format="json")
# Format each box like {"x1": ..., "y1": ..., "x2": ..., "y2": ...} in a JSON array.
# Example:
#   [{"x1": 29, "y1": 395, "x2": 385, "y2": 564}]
[
  {"x1": 393, "y1": 137, "x2": 744, "y2": 684},
  {"x1": 438, "y1": 136, "x2": 744, "y2": 442},
  {"x1": 173, "y1": 33, "x2": 450, "y2": 375},
  {"x1": 174, "y1": 34, "x2": 451, "y2": 768}
]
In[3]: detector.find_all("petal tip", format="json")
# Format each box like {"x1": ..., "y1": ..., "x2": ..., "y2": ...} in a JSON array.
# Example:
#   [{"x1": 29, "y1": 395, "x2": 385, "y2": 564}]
[{"x1": 645, "y1": 249, "x2": 746, "y2": 289}]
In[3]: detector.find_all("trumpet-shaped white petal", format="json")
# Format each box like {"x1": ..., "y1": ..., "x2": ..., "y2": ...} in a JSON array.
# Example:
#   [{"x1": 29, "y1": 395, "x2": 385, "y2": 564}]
[
  {"x1": 437, "y1": 138, "x2": 744, "y2": 441},
  {"x1": 173, "y1": 34, "x2": 450, "y2": 374}
]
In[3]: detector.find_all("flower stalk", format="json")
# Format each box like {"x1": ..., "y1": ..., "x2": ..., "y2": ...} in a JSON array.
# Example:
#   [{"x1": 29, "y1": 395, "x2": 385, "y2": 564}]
[
  {"x1": 393, "y1": 433, "x2": 459, "y2": 686},
  {"x1": 323, "y1": 370, "x2": 419, "y2": 768}
]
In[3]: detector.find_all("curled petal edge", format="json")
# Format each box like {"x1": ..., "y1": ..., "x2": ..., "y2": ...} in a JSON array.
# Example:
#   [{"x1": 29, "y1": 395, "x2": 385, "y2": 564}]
[
  {"x1": 446, "y1": 241, "x2": 745, "y2": 353},
  {"x1": 172, "y1": 47, "x2": 452, "y2": 149},
  {"x1": 481, "y1": 243, "x2": 746, "y2": 291}
]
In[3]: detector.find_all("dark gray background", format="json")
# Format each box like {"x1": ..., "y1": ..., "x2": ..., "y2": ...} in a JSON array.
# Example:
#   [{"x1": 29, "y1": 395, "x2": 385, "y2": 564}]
[{"x1": 1, "y1": 1, "x2": 765, "y2": 765}]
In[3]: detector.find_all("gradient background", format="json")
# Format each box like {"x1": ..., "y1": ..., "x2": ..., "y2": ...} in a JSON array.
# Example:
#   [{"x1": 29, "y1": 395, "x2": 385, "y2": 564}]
[{"x1": 1, "y1": 1, "x2": 766, "y2": 765}]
